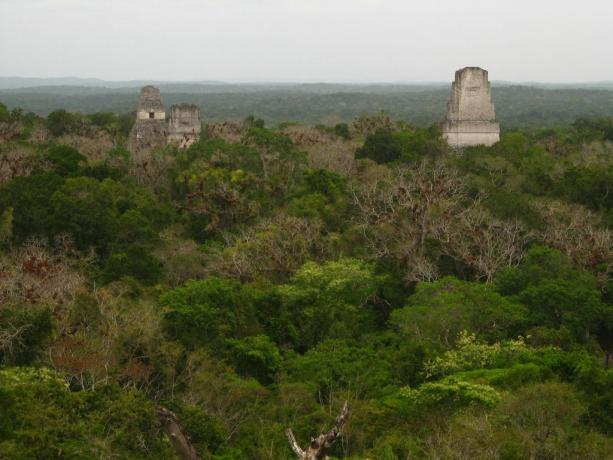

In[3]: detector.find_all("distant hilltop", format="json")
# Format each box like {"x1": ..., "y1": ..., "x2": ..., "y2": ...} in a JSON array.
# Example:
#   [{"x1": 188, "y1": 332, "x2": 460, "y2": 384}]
[
  {"x1": 0, "y1": 77, "x2": 228, "y2": 90},
  {"x1": 1, "y1": 76, "x2": 613, "y2": 91},
  {"x1": 1, "y1": 79, "x2": 613, "y2": 129}
]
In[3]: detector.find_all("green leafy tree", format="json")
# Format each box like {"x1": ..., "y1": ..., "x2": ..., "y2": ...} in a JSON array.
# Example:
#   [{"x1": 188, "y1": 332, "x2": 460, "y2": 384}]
[
  {"x1": 0, "y1": 367, "x2": 176, "y2": 459},
  {"x1": 288, "y1": 168, "x2": 349, "y2": 228},
  {"x1": 356, "y1": 126, "x2": 445, "y2": 164},
  {"x1": 161, "y1": 277, "x2": 259, "y2": 349},
  {"x1": 428, "y1": 382, "x2": 613, "y2": 459},
  {"x1": 225, "y1": 334, "x2": 282, "y2": 384},
  {"x1": 496, "y1": 246, "x2": 608, "y2": 341},
  {"x1": 0, "y1": 207, "x2": 13, "y2": 247},
  {"x1": 242, "y1": 126, "x2": 306, "y2": 194},
  {"x1": 396, "y1": 379, "x2": 501, "y2": 414},
  {"x1": 355, "y1": 129, "x2": 405, "y2": 163},
  {"x1": 50, "y1": 177, "x2": 166, "y2": 252},
  {"x1": 390, "y1": 277, "x2": 527, "y2": 349},
  {"x1": 286, "y1": 339, "x2": 394, "y2": 401},
  {"x1": 50, "y1": 177, "x2": 118, "y2": 250},
  {"x1": 46, "y1": 109, "x2": 82, "y2": 136},
  {"x1": 0, "y1": 102, "x2": 10, "y2": 122},
  {"x1": 0, "y1": 173, "x2": 64, "y2": 242},
  {"x1": 101, "y1": 246, "x2": 163, "y2": 285},
  {"x1": 44, "y1": 145, "x2": 86, "y2": 176},
  {"x1": 276, "y1": 258, "x2": 379, "y2": 350},
  {"x1": 87, "y1": 111, "x2": 116, "y2": 129}
]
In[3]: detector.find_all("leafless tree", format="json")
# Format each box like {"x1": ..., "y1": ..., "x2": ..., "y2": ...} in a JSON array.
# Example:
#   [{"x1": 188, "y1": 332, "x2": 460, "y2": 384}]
[
  {"x1": 0, "y1": 322, "x2": 29, "y2": 359},
  {"x1": 350, "y1": 113, "x2": 395, "y2": 137},
  {"x1": 0, "y1": 237, "x2": 87, "y2": 310},
  {"x1": 205, "y1": 215, "x2": 329, "y2": 282},
  {"x1": 536, "y1": 200, "x2": 612, "y2": 289},
  {"x1": 56, "y1": 129, "x2": 114, "y2": 163},
  {"x1": 352, "y1": 162, "x2": 466, "y2": 282},
  {"x1": 305, "y1": 139, "x2": 358, "y2": 177},
  {"x1": 206, "y1": 120, "x2": 247, "y2": 143},
  {"x1": 448, "y1": 206, "x2": 534, "y2": 282},
  {"x1": 0, "y1": 144, "x2": 39, "y2": 182}
]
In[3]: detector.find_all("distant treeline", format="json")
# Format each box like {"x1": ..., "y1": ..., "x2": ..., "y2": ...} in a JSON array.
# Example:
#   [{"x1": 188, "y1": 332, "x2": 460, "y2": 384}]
[{"x1": 1, "y1": 84, "x2": 613, "y2": 128}]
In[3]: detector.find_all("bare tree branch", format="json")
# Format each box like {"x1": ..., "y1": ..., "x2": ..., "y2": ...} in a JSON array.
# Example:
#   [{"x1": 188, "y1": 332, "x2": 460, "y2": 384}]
[
  {"x1": 285, "y1": 428, "x2": 306, "y2": 458},
  {"x1": 286, "y1": 401, "x2": 350, "y2": 460},
  {"x1": 156, "y1": 406, "x2": 201, "y2": 460}
]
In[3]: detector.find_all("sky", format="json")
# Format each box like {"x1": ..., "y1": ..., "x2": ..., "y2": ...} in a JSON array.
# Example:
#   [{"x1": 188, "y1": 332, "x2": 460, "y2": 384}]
[{"x1": 0, "y1": 0, "x2": 611, "y2": 83}]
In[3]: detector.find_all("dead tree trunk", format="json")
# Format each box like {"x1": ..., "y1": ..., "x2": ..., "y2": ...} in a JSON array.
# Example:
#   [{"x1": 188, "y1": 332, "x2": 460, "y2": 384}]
[
  {"x1": 156, "y1": 406, "x2": 201, "y2": 460},
  {"x1": 285, "y1": 401, "x2": 350, "y2": 460}
]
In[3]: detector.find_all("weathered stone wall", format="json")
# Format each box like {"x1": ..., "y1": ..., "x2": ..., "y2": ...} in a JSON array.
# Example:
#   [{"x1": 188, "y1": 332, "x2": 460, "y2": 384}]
[
  {"x1": 168, "y1": 103, "x2": 201, "y2": 148},
  {"x1": 138, "y1": 86, "x2": 165, "y2": 113},
  {"x1": 129, "y1": 86, "x2": 168, "y2": 151},
  {"x1": 137, "y1": 110, "x2": 166, "y2": 121},
  {"x1": 442, "y1": 67, "x2": 500, "y2": 148}
]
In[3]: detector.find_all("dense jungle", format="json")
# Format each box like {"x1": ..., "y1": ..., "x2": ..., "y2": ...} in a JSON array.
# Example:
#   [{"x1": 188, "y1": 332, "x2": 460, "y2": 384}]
[{"x1": 1, "y1": 99, "x2": 612, "y2": 459}]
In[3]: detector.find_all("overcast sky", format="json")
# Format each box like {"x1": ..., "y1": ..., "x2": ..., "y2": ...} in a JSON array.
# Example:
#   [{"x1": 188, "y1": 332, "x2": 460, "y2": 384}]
[{"x1": 0, "y1": 0, "x2": 611, "y2": 83}]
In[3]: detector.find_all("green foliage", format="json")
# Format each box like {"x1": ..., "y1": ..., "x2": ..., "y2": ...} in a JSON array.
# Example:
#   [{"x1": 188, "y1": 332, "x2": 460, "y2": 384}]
[
  {"x1": 243, "y1": 126, "x2": 307, "y2": 195},
  {"x1": 482, "y1": 187, "x2": 544, "y2": 228},
  {"x1": 161, "y1": 277, "x2": 259, "y2": 349},
  {"x1": 0, "y1": 172, "x2": 64, "y2": 242},
  {"x1": 286, "y1": 339, "x2": 394, "y2": 400},
  {"x1": 434, "y1": 382, "x2": 613, "y2": 459},
  {"x1": 423, "y1": 331, "x2": 530, "y2": 378},
  {"x1": 50, "y1": 177, "x2": 118, "y2": 250},
  {"x1": 0, "y1": 101, "x2": 10, "y2": 122},
  {"x1": 496, "y1": 246, "x2": 607, "y2": 340},
  {"x1": 44, "y1": 145, "x2": 86, "y2": 176},
  {"x1": 394, "y1": 378, "x2": 501, "y2": 415},
  {"x1": 356, "y1": 126, "x2": 445, "y2": 164},
  {"x1": 355, "y1": 129, "x2": 405, "y2": 163},
  {"x1": 333, "y1": 123, "x2": 350, "y2": 139},
  {"x1": 1, "y1": 105, "x2": 613, "y2": 458},
  {"x1": 391, "y1": 277, "x2": 527, "y2": 348},
  {"x1": 558, "y1": 164, "x2": 613, "y2": 211},
  {"x1": 87, "y1": 111, "x2": 116, "y2": 128},
  {"x1": 0, "y1": 305, "x2": 53, "y2": 365},
  {"x1": 172, "y1": 405, "x2": 226, "y2": 457},
  {"x1": 572, "y1": 117, "x2": 613, "y2": 142},
  {"x1": 225, "y1": 335, "x2": 282, "y2": 384},
  {"x1": 0, "y1": 367, "x2": 176, "y2": 459},
  {"x1": 276, "y1": 258, "x2": 379, "y2": 349},
  {"x1": 454, "y1": 363, "x2": 550, "y2": 389},
  {"x1": 46, "y1": 109, "x2": 83, "y2": 136},
  {"x1": 289, "y1": 169, "x2": 349, "y2": 227},
  {"x1": 0, "y1": 207, "x2": 13, "y2": 247},
  {"x1": 50, "y1": 177, "x2": 166, "y2": 252},
  {"x1": 315, "y1": 122, "x2": 352, "y2": 140},
  {"x1": 101, "y1": 246, "x2": 163, "y2": 285}
]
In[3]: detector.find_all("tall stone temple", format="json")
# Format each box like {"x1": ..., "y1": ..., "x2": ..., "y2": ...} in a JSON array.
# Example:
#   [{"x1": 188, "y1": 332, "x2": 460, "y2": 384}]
[
  {"x1": 441, "y1": 67, "x2": 500, "y2": 148},
  {"x1": 129, "y1": 86, "x2": 201, "y2": 151}
]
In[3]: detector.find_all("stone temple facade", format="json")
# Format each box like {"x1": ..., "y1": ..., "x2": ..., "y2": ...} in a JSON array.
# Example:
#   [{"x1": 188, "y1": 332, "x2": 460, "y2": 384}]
[
  {"x1": 441, "y1": 67, "x2": 500, "y2": 148},
  {"x1": 167, "y1": 103, "x2": 202, "y2": 149},
  {"x1": 129, "y1": 86, "x2": 201, "y2": 151}
]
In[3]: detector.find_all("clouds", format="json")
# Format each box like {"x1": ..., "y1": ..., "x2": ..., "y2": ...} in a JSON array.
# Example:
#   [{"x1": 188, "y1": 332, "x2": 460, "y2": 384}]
[{"x1": 0, "y1": 0, "x2": 611, "y2": 82}]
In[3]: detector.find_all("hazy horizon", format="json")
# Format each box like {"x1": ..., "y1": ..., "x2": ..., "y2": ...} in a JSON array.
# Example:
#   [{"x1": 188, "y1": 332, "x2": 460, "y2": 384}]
[
  {"x1": 1, "y1": 0, "x2": 612, "y2": 83},
  {"x1": 1, "y1": 76, "x2": 613, "y2": 87}
]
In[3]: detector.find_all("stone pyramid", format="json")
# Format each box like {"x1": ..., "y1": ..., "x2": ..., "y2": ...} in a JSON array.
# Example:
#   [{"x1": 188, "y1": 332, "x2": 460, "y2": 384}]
[{"x1": 442, "y1": 67, "x2": 500, "y2": 148}]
